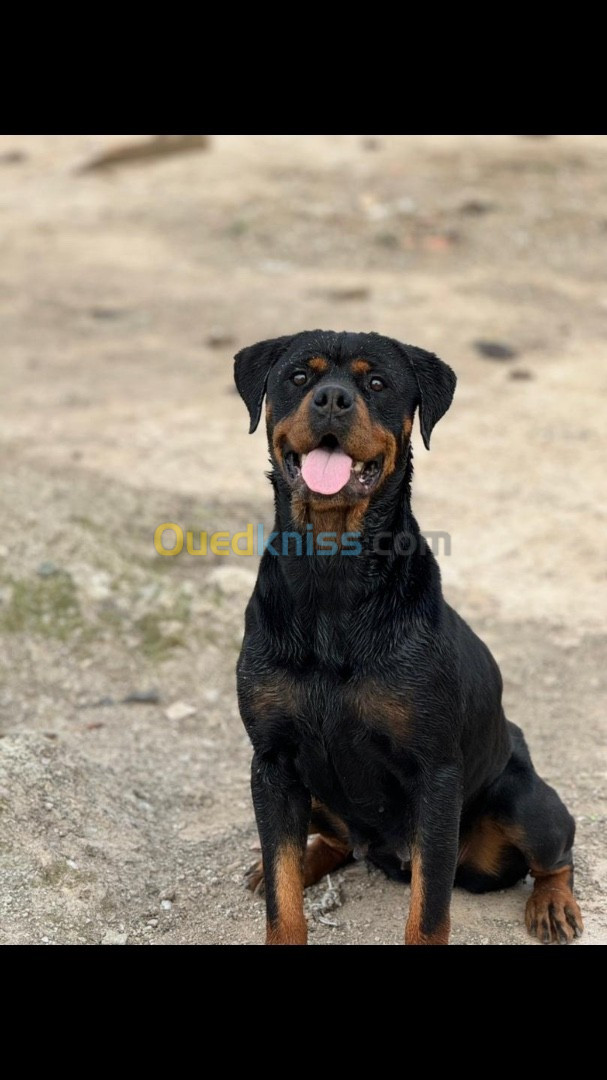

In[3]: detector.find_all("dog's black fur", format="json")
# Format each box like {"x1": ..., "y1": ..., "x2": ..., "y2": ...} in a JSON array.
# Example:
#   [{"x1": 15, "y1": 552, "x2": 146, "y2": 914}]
[{"x1": 234, "y1": 330, "x2": 583, "y2": 945}]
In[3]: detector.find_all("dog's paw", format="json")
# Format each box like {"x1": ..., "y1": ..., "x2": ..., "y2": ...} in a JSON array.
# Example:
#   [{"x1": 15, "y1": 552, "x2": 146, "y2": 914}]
[
  {"x1": 525, "y1": 892, "x2": 584, "y2": 944},
  {"x1": 244, "y1": 859, "x2": 265, "y2": 896}
]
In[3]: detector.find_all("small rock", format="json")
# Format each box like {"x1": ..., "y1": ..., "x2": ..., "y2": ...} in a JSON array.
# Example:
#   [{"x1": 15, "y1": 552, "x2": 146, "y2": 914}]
[
  {"x1": 66, "y1": 860, "x2": 78, "y2": 870},
  {"x1": 375, "y1": 231, "x2": 399, "y2": 249},
  {"x1": 160, "y1": 899, "x2": 173, "y2": 912},
  {"x1": 123, "y1": 689, "x2": 160, "y2": 705},
  {"x1": 206, "y1": 332, "x2": 236, "y2": 349},
  {"x1": 90, "y1": 307, "x2": 127, "y2": 320},
  {"x1": 44, "y1": 802, "x2": 54, "y2": 811},
  {"x1": 159, "y1": 888, "x2": 176, "y2": 902},
  {"x1": 459, "y1": 199, "x2": 495, "y2": 216},
  {"x1": 165, "y1": 701, "x2": 197, "y2": 723},
  {"x1": 146, "y1": 919, "x2": 159, "y2": 928},
  {"x1": 101, "y1": 930, "x2": 128, "y2": 945},
  {"x1": 83, "y1": 571, "x2": 112, "y2": 601},
  {"x1": 323, "y1": 286, "x2": 370, "y2": 302},
  {"x1": 37, "y1": 561, "x2": 59, "y2": 578},
  {"x1": 474, "y1": 340, "x2": 518, "y2": 361},
  {"x1": 509, "y1": 368, "x2": 533, "y2": 381},
  {"x1": 0, "y1": 150, "x2": 27, "y2": 164},
  {"x1": 76, "y1": 136, "x2": 210, "y2": 175}
]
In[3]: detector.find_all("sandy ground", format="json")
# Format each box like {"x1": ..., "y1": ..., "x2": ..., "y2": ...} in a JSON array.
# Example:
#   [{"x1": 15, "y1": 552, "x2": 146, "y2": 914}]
[{"x1": 0, "y1": 134, "x2": 605, "y2": 946}]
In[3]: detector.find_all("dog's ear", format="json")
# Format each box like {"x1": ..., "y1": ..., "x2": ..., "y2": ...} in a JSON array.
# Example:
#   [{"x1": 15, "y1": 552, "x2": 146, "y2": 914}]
[
  {"x1": 234, "y1": 335, "x2": 295, "y2": 433},
  {"x1": 401, "y1": 344, "x2": 457, "y2": 450}
]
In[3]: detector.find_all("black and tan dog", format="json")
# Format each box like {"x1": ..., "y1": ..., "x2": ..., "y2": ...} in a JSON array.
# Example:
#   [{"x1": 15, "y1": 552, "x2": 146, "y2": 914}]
[{"x1": 234, "y1": 329, "x2": 583, "y2": 946}]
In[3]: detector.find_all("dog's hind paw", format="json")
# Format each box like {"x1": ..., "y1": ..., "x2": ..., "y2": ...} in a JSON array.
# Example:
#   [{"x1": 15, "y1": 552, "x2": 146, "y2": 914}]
[
  {"x1": 244, "y1": 859, "x2": 265, "y2": 896},
  {"x1": 525, "y1": 892, "x2": 583, "y2": 944}
]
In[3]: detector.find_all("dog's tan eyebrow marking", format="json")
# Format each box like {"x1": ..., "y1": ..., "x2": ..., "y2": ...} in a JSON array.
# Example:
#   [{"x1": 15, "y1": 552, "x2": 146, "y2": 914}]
[
  {"x1": 351, "y1": 359, "x2": 371, "y2": 375},
  {"x1": 308, "y1": 356, "x2": 329, "y2": 373}
]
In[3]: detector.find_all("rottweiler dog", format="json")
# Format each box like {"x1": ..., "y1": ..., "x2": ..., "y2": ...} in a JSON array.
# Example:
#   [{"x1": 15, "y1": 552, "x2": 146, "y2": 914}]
[{"x1": 234, "y1": 330, "x2": 583, "y2": 946}]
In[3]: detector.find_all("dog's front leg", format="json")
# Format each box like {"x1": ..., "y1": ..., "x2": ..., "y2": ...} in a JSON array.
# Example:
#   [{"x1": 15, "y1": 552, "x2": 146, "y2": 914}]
[
  {"x1": 251, "y1": 751, "x2": 311, "y2": 945},
  {"x1": 405, "y1": 766, "x2": 462, "y2": 946}
]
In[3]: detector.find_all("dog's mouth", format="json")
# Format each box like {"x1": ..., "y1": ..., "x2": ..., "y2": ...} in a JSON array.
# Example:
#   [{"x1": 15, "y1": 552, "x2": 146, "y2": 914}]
[{"x1": 284, "y1": 435, "x2": 383, "y2": 497}]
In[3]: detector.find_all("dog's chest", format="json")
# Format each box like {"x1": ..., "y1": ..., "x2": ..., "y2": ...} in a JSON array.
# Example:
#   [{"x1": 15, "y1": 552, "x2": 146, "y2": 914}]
[{"x1": 286, "y1": 670, "x2": 415, "y2": 825}]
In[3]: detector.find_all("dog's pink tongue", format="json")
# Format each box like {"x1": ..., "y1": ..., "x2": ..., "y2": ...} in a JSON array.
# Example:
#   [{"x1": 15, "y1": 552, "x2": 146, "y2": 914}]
[{"x1": 302, "y1": 447, "x2": 353, "y2": 495}]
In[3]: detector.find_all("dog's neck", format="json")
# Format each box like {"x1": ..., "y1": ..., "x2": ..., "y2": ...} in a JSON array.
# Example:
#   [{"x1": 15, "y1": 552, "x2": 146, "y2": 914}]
[{"x1": 260, "y1": 450, "x2": 442, "y2": 668}]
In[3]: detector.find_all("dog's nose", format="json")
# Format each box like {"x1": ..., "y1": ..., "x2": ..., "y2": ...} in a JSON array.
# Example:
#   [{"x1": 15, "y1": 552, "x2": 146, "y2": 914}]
[{"x1": 312, "y1": 384, "x2": 353, "y2": 417}]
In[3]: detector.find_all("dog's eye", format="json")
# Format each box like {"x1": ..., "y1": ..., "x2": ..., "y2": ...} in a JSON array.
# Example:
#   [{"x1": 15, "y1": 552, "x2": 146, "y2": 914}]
[
  {"x1": 291, "y1": 371, "x2": 308, "y2": 386},
  {"x1": 369, "y1": 376, "x2": 386, "y2": 392}
]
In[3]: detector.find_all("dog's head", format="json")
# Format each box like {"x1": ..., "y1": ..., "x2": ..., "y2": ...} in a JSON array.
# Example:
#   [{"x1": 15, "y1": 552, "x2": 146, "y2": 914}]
[{"x1": 234, "y1": 330, "x2": 456, "y2": 517}]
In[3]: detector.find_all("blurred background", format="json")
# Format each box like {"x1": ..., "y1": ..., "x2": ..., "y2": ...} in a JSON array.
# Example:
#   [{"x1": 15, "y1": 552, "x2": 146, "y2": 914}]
[{"x1": 0, "y1": 134, "x2": 604, "y2": 945}]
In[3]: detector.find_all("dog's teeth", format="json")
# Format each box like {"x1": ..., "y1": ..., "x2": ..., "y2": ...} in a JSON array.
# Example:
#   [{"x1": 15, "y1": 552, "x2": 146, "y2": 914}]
[
  {"x1": 353, "y1": 461, "x2": 364, "y2": 474},
  {"x1": 301, "y1": 454, "x2": 308, "y2": 466}
]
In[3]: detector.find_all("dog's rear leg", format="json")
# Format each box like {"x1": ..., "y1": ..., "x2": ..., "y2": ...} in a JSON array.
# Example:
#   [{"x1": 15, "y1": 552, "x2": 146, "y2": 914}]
[
  {"x1": 519, "y1": 780, "x2": 583, "y2": 944},
  {"x1": 250, "y1": 752, "x2": 310, "y2": 945},
  {"x1": 305, "y1": 801, "x2": 352, "y2": 883},
  {"x1": 457, "y1": 726, "x2": 584, "y2": 943}
]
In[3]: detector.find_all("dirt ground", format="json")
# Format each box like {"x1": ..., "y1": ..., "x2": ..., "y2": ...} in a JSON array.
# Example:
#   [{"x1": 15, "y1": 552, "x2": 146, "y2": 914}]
[{"x1": 0, "y1": 134, "x2": 605, "y2": 946}]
